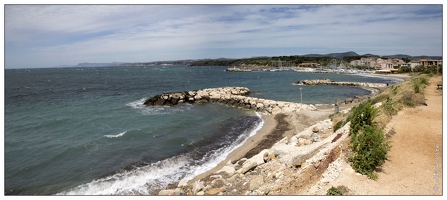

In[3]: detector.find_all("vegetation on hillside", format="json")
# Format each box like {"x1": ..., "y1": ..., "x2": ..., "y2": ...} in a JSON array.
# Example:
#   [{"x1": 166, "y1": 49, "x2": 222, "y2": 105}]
[
  {"x1": 332, "y1": 73, "x2": 433, "y2": 179},
  {"x1": 346, "y1": 100, "x2": 391, "y2": 180},
  {"x1": 188, "y1": 56, "x2": 336, "y2": 67}
]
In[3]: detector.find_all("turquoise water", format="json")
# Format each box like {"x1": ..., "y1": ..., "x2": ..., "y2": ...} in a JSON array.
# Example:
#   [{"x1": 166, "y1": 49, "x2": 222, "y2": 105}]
[{"x1": 4, "y1": 66, "x2": 401, "y2": 195}]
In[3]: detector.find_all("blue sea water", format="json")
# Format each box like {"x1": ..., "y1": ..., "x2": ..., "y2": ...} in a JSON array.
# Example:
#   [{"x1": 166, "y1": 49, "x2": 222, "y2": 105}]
[{"x1": 4, "y1": 66, "x2": 402, "y2": 195}]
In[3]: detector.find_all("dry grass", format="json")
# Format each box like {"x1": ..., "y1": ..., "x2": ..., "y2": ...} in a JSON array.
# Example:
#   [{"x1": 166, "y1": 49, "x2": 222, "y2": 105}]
[{"x1": 372, "y1": 74, "x2": 430, "y2": 128}]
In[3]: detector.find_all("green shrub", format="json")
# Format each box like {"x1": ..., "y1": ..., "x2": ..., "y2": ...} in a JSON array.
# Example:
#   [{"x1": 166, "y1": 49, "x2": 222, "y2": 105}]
[
  {"x1": 346, "y1": 100, "x2": 391, "y2": 180},
  {"x1": 349, "y1": 126, "x2": 391, "y2": 180},
  {"x1": 419, "y1": 76, "x2": 429, "y2": 85},
  {"x1": 347, "y1": 101, "x2": 377, "y2": 136},
  {"x1": 413, "y1": 79, "x2": 422, "y2": 93},
  {"x1": 413, "y1": 75, "x2": 430, "y2": 93},
  {"x1": 382, "y1": 97, "x2": 399, "y2": 116},
  {"x1": 326, "y1": 186, "x2": 343, "y2": 195},
  {"x1": 333, "y1": 120, "x2": 344, "y2": 132}
]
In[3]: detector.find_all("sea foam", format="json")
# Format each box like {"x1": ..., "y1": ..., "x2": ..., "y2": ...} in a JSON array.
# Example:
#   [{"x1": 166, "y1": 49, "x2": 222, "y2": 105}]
[
  {"x1": 57, "y1": 112, "x2": 264, "y2": 195},
  {"x1": 104, "y1": 131, "x2": 127, "y2": 138},
  {"x1": 126, "y1": 98, "x2": 192, "y2": 116}
]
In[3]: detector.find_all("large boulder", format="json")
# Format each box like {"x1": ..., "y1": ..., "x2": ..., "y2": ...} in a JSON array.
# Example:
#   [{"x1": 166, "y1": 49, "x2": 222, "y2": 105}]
[
  {"x1": 271, "y1": 143, "x2": 299, "y2": 157},
  {"x1": 271, "y1": 106, "x2": 282, "y2": 114},
  {"x1": 236, "y1": 150, "x2": 268, "y2": 174},
  {"x1": 334, "y1": 99, "x2": 342, "y2": 106},
  {"x1": 192, "y1": 181, "x2": 205, "y2": 194},
  {"x1": 345, "y1": 98, "x2": 353, "y2": 104},
  {"x1": 217, "y1": 166, "x2": 236, "y2": 177},
  {"x1": 154, "y1": 98, "x2": 167, "y2": 106}
]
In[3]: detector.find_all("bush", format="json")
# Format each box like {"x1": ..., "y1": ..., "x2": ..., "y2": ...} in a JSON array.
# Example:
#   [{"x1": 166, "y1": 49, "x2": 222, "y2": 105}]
[
  {"x1": 327, "y1": 185, "x2": 350, "y2": 195},
  {"x1": 333, "y1": 120, "x2": 344, "y2": 132},
  {"x1": 413, "y1": 75, "x2": 430, "y2": 93},
  {"x1": 347, "y1": 101, "x2": 377, "y2": 136},
  {"x1": 349, "y1": 126, "x2": 391, "y2": 180},
  {"x1": 346, "y1": 100, "x2": 391, "y2": 180},
  {"x1": 382, "y1": 97, "x2": 399, "y2": 116},
  {"x1": 327, "y1": 186, "x2": 343, "y2": 195},
  {"x1": 398, "y1": 66, "x2": 411, "y2": 73}
]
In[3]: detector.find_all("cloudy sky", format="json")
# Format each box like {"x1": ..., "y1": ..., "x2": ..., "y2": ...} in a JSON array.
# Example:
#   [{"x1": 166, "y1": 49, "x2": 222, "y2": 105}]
[{"x1": 4, "y1": 3, "x2": 443, "y2": 68}]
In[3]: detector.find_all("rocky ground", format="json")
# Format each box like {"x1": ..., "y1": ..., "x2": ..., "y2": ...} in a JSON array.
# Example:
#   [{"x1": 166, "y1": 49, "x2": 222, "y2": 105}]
[{"x1": 157, "y1": 105, "x2": 354, "y2": 195}]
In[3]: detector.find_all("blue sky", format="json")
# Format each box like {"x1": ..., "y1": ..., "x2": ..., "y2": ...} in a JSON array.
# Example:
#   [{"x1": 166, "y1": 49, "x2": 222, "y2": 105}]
[{"x1": 3, "y1": 3, "x2": 444, "y2": 68}]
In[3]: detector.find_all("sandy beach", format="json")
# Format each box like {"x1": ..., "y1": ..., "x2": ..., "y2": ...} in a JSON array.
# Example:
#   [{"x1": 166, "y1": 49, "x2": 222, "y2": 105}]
[{"x1": 368, "y1": 72, "x2": 412, "y2": 80}]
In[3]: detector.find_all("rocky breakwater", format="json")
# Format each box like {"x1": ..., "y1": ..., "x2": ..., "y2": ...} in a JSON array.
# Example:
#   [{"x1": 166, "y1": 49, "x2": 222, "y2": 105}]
[
  {"x1": 226, "y1": 67, "x2": 252, "y2": 72},
  {"x1": 293, "y1": 78, "x2": 388, "y2": 88},
  {"x1": 144, "y1": 87, "x2": 317, "y2": 115},
  {"x1": 158, "y1": 117, "x2": 352, "y2": 195}
]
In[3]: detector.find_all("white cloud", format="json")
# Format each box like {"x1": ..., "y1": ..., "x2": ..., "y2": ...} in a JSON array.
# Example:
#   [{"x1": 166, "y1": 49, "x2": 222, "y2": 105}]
[{"x1": 4, "y1": 4, "x2": 443, "y2": 68}]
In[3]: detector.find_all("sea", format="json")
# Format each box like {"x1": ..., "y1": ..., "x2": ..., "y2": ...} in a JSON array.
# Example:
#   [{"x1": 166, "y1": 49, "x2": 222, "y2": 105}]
[{"x1": 4, "y1": 66, "x2": 403, "y2": 195}]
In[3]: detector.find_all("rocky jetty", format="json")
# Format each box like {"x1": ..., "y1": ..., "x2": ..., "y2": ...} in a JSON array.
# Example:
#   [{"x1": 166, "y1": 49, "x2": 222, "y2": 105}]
[
  {"x1": 293, "y1": 78, "x2": 388, "y2": 88},
  {"x1": 144, "y1": 87, "x2": 317, "y2": 115},
  {"x1": 226, "y1": 67, "x2": 252, "y2": 72},
  {"x1": 157, "y1": 117, "x2": 352, "y2": 195}
]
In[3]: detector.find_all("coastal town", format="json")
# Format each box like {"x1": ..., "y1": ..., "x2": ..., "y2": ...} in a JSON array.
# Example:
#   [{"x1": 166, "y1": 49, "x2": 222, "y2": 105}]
[{"x1": 226, "y1": 56, "x2": 443, "y2": 75}]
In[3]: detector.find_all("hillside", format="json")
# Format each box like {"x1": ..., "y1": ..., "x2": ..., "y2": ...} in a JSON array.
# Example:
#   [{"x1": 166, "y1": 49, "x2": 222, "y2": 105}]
[{"x1": 74, "y1": 52, "x2": 442, "y2": 68}]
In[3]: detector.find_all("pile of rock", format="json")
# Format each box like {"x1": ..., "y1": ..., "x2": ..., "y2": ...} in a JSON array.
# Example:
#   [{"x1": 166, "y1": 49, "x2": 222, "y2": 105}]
[
  {"x1": 344, "y1": 95, "x2": 370, "y2": 104},
  {"x1": 226, "y1": 68, "x2": 252, "y2": 72},
  {"x1": 157, "y1": 120, "x2": 351, "y2": 195},
  {"x1": 293, "y1": 78, "x2": 388, "y2": 88},
  {"x1": 144, "y1": 87, "x2": 317, "y2": 115},
  {"x1": 293, "y1": 78, "x2": 333, "y2": 85}
]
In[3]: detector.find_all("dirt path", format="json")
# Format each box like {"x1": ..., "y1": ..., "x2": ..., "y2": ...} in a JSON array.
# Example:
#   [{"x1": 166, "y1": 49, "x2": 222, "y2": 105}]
[{"x1": 306, "y1": 75, "x2": 443, "y2": 195}]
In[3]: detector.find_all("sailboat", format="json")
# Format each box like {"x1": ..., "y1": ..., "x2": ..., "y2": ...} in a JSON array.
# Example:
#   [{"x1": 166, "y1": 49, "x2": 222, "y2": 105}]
[{"x1": 270, "y1": 58, "x2": 283, "y2": 71}]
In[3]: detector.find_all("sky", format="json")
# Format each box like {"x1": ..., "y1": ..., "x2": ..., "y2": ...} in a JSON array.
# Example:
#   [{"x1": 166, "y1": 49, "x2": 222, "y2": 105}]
[{"x1": 3, "y1": 3, "x2": 444, "y2": 69}]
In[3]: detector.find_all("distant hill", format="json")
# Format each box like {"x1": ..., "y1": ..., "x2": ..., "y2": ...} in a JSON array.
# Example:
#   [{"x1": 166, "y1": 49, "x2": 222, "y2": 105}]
[
  {"x1": 300, "y1": 51, "x2": 441, "y2": 60},
  {"x1": 76, "y1": 62, "x2": 124, "y2": 67},
  {"x1": 381, "y1": 54, "x2": 442, "y2": 60},
  {"x1": 73, "y1": 51, "x2": 441, "y2": 68},
  {"x1": 302, "y1": 51, "x2": 360, "y2": 59}
]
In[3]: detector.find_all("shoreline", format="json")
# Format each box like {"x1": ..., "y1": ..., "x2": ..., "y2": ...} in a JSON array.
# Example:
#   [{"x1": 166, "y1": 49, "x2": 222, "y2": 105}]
[
  {"x1": 188, "y1": 113, "x2": 278, "y2": 184},
  {"x1": 159, "y1": 75, "x2": 404, "y2": 194},
  {"x1": 186, "y1": 103, "x2": 355, "y2": 186},
  {"x1": 354, "y1": 72, "x2": 411, "y2": 80}
]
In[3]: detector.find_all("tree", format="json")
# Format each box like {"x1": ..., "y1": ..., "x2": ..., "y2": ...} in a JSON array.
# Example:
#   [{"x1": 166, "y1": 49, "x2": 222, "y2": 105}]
[
  {"x1": 402, "y1": 57, "x2": 411, "y2": 63},
  {"x1": 399, "y1": 66, "x2": 411, "y2": 73}
]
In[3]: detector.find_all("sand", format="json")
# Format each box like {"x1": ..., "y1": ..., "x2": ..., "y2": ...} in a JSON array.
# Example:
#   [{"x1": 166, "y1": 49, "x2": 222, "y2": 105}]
[{"x1": 370, "y1": 72, "x2": 412, "y2": 80}]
